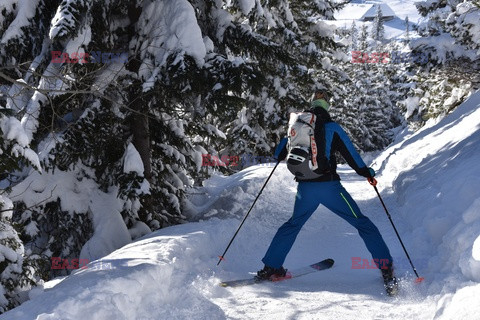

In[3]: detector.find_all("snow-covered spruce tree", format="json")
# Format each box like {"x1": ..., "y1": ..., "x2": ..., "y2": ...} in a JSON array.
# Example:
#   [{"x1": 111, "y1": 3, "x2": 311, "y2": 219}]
[
  {"x1": 381, "y1": 41, "x2": 411, "y2": 125},
  {"x1": 1, "y1": 0, "x2": 206, "y2": 281},
  {"x1": 217, "y1": 0, "x2": 348, "y2": 163},
  {"x1": 336, "y1": 23, "x2": 402, "y2": 151},
  {"x1": 0, "y1": 215, "x2": 34, "y2": 314},
  {"x1": 1, "y1": 0, "x2": 113, "y2": 281},
  {"x1": 401, "y1": 70, "x2": 474, "y2": 125},
  {"x1": 358, "y1": 24, "x2": 369, "y2": 52},
  {"x1": 0, "y1": 112, "x2": 39, "y2": 313},
  {"x1": 0, "y1": 0, "x2": 60, "y2": 84},
  {"x1": 329, "y1": 26, "x2": 368, "y2": 151},
  {"x1": 371, "y1": 5, "x2": 385, "y2": 45},
  {"x1": 0, "y1": 0, "x2": 351, "y2": 283},
  {"x1": 350, "y1": 21, "x2": 358, "y2": 51},
  {"x1": 415, "y1": 0, "x2": 480, "y2": 59},
  {"x1": 404, "y1": 16, "x2": 411, "y2": 44},
  {"x1": 348, "y1": 63, "x2": 401, "y2": 151},
  {"x1": 405, "y1": 0, "x2": 479, "y2": 123}
]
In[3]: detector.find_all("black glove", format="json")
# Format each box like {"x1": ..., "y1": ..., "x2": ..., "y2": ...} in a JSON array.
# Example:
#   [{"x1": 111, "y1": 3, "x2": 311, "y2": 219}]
[{"x1": 359, "y1": 166, "x2": 375, "y2": 178}]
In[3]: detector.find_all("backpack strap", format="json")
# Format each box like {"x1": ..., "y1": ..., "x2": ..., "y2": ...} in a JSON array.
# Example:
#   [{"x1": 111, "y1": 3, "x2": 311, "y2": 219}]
[{"x1": 296, "y1": 118, "x2": 314, "y2": 129}]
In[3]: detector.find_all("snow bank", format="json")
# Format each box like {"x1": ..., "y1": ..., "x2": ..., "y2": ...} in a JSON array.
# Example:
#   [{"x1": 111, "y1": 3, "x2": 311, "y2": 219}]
[
  {"x1": 0, "y1": 221, "x2": 227, "y2": 319},
  {"x1": 186, "y1": 163, "x2": 294, "y2": 220},
  {"x1": 1, "y1": 160, "x2": 302, "y2": 320},
  {"x1": 372, "y1": 91, "x2": 480, "y2": 316}
]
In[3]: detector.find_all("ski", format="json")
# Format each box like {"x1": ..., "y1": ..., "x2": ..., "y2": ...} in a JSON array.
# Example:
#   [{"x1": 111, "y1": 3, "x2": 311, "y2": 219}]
[{"x1": 219, "y1": 258, "x2": 334, "y2": 288}]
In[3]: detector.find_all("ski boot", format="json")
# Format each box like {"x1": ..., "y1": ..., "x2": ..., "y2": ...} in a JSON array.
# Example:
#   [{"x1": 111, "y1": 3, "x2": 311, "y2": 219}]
[
  {"x1": 255, "y1": 265, "x2": 287, "y2": 281},
  {"x1": 381, "y1": 265, "x2": 399, "y2": 296}
]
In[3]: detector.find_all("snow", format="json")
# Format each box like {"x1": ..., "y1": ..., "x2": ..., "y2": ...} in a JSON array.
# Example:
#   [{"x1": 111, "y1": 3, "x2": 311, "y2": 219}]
[
  {"x1": 20, "y1": 91, "x2": 46, "y2": 144},
  {"x1": 9, "y1": 166, "x2": 132, "y2": 263},
  {"x1": 384, "y1": 0, "x2": 421, "y2": 21},
  {"x1": 411, "y1": 32, "x2": 475, "y2": 64},
  {"x1": 91, "y1": 62, "x2": 128, "y2": 93},
  {"x1": 203, "y1": 36, "x2": 215, "y2": 53},
  {"x1": 5, "y1": 79, "x2": 31, "y2": 112},
  {"x1": 137, "y1": 0, "x2": 206, "y2": 73},
  {"x1": 237, "y1": 0, "x2": 256, "y2": 15},
  {"x1": 455, "y1": 2, "x2": 480, "y2": 51},
  {"x1": 373, "y1": 91, "x2": 480, "y2": 287},
  {"x1": 2, "y1": 92, "x2": 480, "y2": 318},
  {"x1": 79, "y1": 187, "x2": 132, "y2": 262},
  {"x1": 1, "y1": 116, "x2": 29, "y2": 147},
  {"x1": 123, "y1": 143, "x2": 144, "y2": 175},
  {"x1": 404, "y1": 95, "x2": 420, "y2": 118},
  {"x1": 0, "y1": 0, "x2": 17, "y2": 14},
  {"x1": 64, "y1": 25, "x2": 91, "y2": 59},
  {"x1": 0, "y1": 0, "x2": 40, "y2": 44},
  {"x1": 49, "y1": 4, "x2": 69, "y2": 39},
  {"x1": 0, "y1": 116, "x2": 41, "y2": 169},
  {"x1": 0, "y1": 196, "x2": 13, "y2": 220}
]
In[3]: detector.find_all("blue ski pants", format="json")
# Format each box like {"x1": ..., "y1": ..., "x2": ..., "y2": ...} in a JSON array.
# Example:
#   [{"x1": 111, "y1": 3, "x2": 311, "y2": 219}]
[{"x1": 262, "y1": 180, "x2": 392, "y2": 268}]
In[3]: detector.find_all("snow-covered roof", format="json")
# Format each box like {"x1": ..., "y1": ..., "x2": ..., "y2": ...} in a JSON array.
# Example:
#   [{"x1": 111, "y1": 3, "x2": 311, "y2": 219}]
[
  {"x1": 335, "y1": 3, "x2": 396, "y2": 21},
  {"x1": 363, "y1": 3, "x2": 396, "y2": 19}
]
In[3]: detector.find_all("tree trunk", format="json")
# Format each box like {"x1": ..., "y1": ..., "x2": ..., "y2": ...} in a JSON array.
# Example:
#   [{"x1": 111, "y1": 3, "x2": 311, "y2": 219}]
[{"x1": 131, "y1": 111, "x2": 152, "y2": 182}]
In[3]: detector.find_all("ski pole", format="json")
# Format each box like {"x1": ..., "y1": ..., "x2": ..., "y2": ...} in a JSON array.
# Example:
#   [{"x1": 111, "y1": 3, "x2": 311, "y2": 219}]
[
  {"x1": 368, "y1": 177, "x2": 425, "y2": 283},
  {"x1": 217, "y1": 160, "x2": 280, "y2": 266}
]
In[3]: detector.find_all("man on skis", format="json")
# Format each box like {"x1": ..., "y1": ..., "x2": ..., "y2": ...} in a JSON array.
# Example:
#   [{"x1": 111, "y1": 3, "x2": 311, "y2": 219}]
[{"x1": 256, "y1": 90, "x2": 398, "y2": 296}]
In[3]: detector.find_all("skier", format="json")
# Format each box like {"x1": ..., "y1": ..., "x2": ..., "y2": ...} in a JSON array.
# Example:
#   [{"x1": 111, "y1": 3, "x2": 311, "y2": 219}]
[{"x1": 256, "y1": 90, "x2": 398, "y2": 295}]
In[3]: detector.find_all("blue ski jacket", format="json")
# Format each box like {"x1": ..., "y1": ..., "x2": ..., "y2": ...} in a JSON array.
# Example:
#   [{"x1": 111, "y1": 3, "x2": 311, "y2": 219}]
[
  {"x1": 320, "y1": 121, "x2": 371, "y2": 181},
  {"x1": 310, "y1": 107, "x2": 371, "y2": 181},
  {"x1": 280, "y1": 107, "x2": 371, "y2": 182}
]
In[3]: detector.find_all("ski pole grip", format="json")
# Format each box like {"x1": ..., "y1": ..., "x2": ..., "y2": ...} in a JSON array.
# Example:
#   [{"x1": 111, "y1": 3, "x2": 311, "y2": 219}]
[{"x1": 368, "y1": 177, "x2": 377, "y2": 186}]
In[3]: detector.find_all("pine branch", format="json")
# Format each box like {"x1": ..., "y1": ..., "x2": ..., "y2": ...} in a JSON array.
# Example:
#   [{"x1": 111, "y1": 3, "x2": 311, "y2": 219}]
[{"x1": 0, "y1": 185, "x2": 57, "y2": 214}]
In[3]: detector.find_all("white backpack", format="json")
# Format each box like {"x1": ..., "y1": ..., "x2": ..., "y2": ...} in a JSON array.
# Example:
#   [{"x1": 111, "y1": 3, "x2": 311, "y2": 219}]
[{"x1": 286, "y1": 112, "x2": 322, "y2": 179}]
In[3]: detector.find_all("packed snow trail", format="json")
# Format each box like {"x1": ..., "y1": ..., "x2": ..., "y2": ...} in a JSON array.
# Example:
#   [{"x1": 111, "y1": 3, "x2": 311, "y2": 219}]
[
  {"x1": 1, "y1": 165, "x2": 434, "y2": 320},
  {"x1": 205, "y1": 165, "x2": 435, "y2": 320},
  {"x1": 1, "y1": 92, "x2": 480, "y2": 319}
]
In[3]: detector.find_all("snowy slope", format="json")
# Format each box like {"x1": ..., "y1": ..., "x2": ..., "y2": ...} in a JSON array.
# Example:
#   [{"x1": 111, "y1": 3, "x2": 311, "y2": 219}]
[{"x1": 1, "y1": 92, "x2": 480, "y2": 319}]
